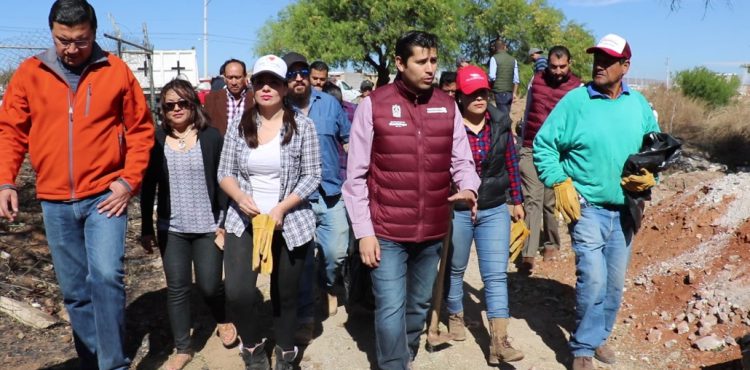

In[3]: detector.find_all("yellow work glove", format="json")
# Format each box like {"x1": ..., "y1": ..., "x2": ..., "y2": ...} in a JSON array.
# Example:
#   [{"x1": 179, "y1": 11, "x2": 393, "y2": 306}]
[
  {"x1": 553, "y1": 178, "x2": 581, "y2": 224},
  {"x1": 252, "y1": 214, "x2": 276, "y2": 275},
  {"x1": 621, "y1": 168, "x2": 656, "y2": 193},
  {"x1": 509, "y1": 219, "x2": 530, "y2": 263}
]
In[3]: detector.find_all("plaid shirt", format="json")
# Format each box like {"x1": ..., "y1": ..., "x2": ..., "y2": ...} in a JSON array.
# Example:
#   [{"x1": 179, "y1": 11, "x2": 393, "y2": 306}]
[
  {"x1": 218, "y1": 113, "x2": 321, "y2": 248},
  {"x1": 226, "y1": 88, "x2": 248, "y2": 130},
  {"x1": 464, "y1": 121, "x2": 523, "y2": 205}
]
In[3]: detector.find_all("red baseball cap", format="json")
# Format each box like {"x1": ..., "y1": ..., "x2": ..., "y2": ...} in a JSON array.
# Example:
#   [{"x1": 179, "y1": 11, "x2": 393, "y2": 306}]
[
  {"x1": 586, "y1": 33, "x2": 632, "y2": 59},
  {"x1": 456, "y1": 65, "x2": 490, "y2": 95}
]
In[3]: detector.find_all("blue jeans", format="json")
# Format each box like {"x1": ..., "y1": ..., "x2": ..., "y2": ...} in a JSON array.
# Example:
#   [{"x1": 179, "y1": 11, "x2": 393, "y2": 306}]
[
  {"x1": 493, "y1": 91, "x2": 513, "y2": 118},
  {"x1": 41, "y1": 192, "x2": 129, "y2": 370},
  {"x1": 297, "y1": 195, "x2": 350, "y2": 320},
  {"x1": 371, "y1": 238, "x2": 442, "y2": 370},
  {"x1": 568, "y1": 206, "x2": 633, "y2": 358},
  {"x1": 447, "y1": 205, "x2": 510, "y2": 318}
]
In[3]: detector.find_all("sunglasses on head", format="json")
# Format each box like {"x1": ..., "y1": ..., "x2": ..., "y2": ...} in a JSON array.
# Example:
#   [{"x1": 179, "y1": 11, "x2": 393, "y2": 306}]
[
  {"x1": 285, "y1": 69, "x2": 310, "y2": 79},
  {"x1": 164, "y1": 100, "x2": 192, "y2": 111}
]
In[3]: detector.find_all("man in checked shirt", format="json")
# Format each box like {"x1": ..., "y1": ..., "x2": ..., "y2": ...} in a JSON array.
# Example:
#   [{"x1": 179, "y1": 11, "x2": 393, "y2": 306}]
[{"x1": 204, "y1": 58, "x2": 253, "y2": 135}]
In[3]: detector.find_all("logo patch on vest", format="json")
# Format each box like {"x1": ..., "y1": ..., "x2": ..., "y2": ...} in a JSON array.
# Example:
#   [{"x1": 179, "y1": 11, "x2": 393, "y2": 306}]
[
  {"x1": 388, "y1": 121, "x2": 407, "y2": 128},
  {"x1": 426, "y1": 107, "x2": 447, "y2": 114},
  {"x1": 392, "y1": 104, "x2": 401, "y2": 118}
]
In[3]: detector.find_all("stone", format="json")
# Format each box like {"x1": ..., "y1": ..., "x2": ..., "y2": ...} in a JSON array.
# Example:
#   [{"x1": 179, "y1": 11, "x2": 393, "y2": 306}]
[
  {"x1": 693, "y1": 335, "x2": 724, "y2": 351},
  {"x1": 688, "y1": 333, "x2": 698, "y2": 341},
  {"x1": 700, "y1": 316, "x2": 718, "y2": 328},
  {"x1": 687, "y1": 313, "x2": 696, "y2": 323},
  {"x1": 634, "y1": 276, "x2": 647, "y2": 286},
  {"x1": 647, "y1": 328, "x2": 662, "y2": 342},
  {"x1": 686, "y1": 270, "x2": 696, "y2": 284},
  {"x1": 698, "y1": 326, "x2": 713, "y2": 336},
  {"x1": 676, "y1": 312, "x2": 686, "y2": 322},
  {"x1": 718, "y1": 312, "x2": 729, "y2": 324},
  {"x1": 676, "y1": 321, "x2": 690, "y2": 334},
  {"x1": 660, "y1": 311, "x2": 671, "y2": 321},
  {"x1": 664, "y1": 339, "x2": 678, "y2": 348},
  {"x1": 725, "y1": 336, "x2": 737, "y2": 346}
]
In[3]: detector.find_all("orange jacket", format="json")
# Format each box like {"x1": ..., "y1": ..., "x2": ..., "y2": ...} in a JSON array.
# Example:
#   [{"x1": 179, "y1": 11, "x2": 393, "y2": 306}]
[{"x1": 0, "y1": 45, "x2": 154, "y2": 200}]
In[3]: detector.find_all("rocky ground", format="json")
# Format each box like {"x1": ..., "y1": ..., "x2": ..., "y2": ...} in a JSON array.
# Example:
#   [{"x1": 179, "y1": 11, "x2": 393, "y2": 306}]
[{"x1": 3, "y1": 148, "x2": 750, "y2": 369}]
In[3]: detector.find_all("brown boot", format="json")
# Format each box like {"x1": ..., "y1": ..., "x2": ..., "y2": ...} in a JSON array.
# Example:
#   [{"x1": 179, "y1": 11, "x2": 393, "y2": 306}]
[
  {"x1": 448, "y1": 312, "x2": 466, "y2": 341},
  {"x1": 488, "y1": 318, "x2": 524, "y2": 364},
  {"x1": 594, "y1": 344, "x2": 616, "y2": 364},
  {"x1": 542, "y1": 247, "x2": 560, "y2": 262},
  {"x1": 572, "y1": 356, "x2": 595, "y2": 370}
]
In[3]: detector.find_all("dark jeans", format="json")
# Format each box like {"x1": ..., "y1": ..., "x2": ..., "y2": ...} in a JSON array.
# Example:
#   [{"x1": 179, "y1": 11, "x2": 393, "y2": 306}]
[
  {"x1": 158, "y1": 231, "x2": 226, "y2": 353},
  {"x1": 224, "y1": 229, "x2": 310, "y2": 350},
  {"x1": 493, "y1": 91, "x2": 513, "y2": 118}
]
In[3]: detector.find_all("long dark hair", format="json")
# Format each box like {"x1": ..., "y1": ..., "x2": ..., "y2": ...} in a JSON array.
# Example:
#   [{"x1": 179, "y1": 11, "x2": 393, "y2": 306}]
[
  {"x1": 238, "y1": 100, "x2": 297, "y2": 148},
  {"x1": 159, "y1": 78, "x2": 210, "y2": 137}
]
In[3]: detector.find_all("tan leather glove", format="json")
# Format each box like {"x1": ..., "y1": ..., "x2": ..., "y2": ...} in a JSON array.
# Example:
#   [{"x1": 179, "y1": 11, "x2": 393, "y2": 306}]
[
  {"x1": 509, "y1": 219, "x2": 530, "y2": 263},
  {"x1": 621, "y1": 168, "x2": 656, "y2": 193},
  {"x1": 554, "y1": 178, "x2": 581, "y2": 224},
  {"x1": 252, "y1": 214, "x2": 276, "y2": 275}
]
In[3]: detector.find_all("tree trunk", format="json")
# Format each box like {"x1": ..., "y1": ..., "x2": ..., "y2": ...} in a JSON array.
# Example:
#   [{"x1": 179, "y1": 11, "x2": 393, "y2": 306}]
[{"x1": 375, "y1": 65, "x2": 390, "y2": 87}]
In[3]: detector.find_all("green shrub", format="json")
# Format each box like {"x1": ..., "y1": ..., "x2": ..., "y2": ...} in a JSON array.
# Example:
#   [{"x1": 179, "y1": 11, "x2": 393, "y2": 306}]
[{"x1": 674, "y1": 67, "x2": 740, "y2": 108}]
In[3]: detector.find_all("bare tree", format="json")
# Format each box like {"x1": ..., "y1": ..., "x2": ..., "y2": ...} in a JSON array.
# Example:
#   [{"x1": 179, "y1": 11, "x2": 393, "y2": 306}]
[{"x1": 669, "y1": 0, "x2": 732, "y2": 11}]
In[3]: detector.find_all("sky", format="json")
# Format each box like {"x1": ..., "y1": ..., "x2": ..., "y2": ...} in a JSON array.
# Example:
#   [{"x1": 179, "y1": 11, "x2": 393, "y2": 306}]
[{"x1": 0, "y1": 0, "x2": 747, "y2": 82}]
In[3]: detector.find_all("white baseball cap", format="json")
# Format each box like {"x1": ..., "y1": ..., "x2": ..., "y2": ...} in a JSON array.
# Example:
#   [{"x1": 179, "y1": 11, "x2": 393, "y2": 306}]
[
  {"x1": 252, "y1": 55, "x2": 287, "y2": 80},
  {"x1": 586, "y1": 33, "x2": 632, "y2": 59}
]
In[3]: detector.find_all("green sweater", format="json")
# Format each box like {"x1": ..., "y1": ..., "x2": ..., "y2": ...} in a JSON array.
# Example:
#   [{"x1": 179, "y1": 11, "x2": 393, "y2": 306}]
[{"x1": 533, "y1": 84, "x2": 660, "y2": 206}]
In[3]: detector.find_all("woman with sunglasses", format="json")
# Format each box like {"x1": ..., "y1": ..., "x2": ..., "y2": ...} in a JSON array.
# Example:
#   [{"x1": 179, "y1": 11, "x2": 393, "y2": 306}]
[
  {"x1": 218, "y1": 55, "x2": 320, "y2": 370},
  {"x1": 140, "y1": 78, "x2": 235, "y2": 370},
  {"x1": 445, "y1": 65, "x2": 526, "y2": 365}
]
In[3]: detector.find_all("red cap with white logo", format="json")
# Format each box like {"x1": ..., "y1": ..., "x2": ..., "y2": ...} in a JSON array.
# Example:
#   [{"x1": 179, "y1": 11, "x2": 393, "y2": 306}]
[{"x1": 456, "y1": 65, "x2": 490, "y2": 95}]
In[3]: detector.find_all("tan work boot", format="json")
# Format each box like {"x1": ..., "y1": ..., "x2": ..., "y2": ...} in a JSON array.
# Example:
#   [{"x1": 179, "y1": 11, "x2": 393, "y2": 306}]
[
  {"x1": 327, "y1": 292, "x2": 338, "y2": 316},
  {"x1": 487, "y1": 318, "x2": 524, "y2": 364},
  {"x1": 448, "y1": 312, "x2": 466, "y2": 341},
  {"x1": 594, "y1": 344, "x2": 616, "y2": 364},
  {"x1": 572, "y1": 356, "x2": 595, "y2": 370}
]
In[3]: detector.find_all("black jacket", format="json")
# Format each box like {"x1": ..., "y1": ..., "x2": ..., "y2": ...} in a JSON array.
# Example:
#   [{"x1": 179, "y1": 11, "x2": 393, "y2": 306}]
[
  {"x1": 140, "y1": 126, "x2": 228, "y2": 236},
  {"x1": 455, "y1": 104, "x2": 512, "y2": 211}
]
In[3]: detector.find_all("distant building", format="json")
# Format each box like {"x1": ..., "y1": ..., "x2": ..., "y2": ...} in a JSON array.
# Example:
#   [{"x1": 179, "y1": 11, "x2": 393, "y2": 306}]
[{"x1": 122, "y1": 49, "x2": 200, "y2": 93}]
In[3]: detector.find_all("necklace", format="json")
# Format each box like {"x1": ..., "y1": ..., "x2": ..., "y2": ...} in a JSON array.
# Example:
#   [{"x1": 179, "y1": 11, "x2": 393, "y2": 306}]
[{"x1": 174, "y1": 125, "x2": 194, "y2": 150}]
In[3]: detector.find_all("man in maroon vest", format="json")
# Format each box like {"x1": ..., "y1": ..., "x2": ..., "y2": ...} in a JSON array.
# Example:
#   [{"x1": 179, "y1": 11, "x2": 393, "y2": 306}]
[
  {"x1": 519, "y1": 45, "x2": 581, "y2": 273},
  {"x1": 343, "y1": 30, "x2": 480, "y2": 370},
  {"x1": 203, "y1": 58, "x2": 253, "y2": 135}
]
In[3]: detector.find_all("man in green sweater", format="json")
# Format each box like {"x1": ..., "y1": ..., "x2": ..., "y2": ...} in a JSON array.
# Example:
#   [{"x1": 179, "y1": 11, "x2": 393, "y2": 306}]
[{"x1": 532, "y1": 34, "x2": 660, "y2": 370}]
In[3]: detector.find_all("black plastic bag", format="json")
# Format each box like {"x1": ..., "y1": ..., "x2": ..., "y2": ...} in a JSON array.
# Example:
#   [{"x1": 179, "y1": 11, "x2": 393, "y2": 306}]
[
  {"x1": 343, "y1": 241, "x2": 375, "y2": 313},
  {"x1": 622, "y1": 132, "x2": 682, "y2": 232}
]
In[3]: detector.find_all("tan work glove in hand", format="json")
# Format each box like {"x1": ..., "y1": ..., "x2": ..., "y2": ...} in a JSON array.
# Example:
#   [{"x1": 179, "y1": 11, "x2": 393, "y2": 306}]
[
  {"x1": 509, "y1": 219, "x2": 530, "y2": 263},
  {"x1": 554, "y1": 178, "x2": 581, "y2": 224},
  {"x1": 252, "y1": 214, "x2": 276, "y2": 275},
  {"x1": 621, "y1": 168, "x2": 656, "y2": 193}
]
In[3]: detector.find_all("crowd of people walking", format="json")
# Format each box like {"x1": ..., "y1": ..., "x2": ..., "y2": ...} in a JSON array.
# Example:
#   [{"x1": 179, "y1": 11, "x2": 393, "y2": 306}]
[{"x1": 0, "y1": 1, "x2": 663, "y2": 370}]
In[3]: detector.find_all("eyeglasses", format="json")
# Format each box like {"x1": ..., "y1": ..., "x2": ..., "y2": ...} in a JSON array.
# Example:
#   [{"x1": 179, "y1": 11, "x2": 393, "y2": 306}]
[
  {"x1": 285, "y1": 69, "x2": 310, "y2": 79},
  {"x1": 252, "y1": 77, "x2": 283, "y2": 88},
  {"x1": 164, "y1": 100, "x2": 192, "y2": 111},
  {"x1": 54, "y1": 37, "x2": 92, "y2": 50}
]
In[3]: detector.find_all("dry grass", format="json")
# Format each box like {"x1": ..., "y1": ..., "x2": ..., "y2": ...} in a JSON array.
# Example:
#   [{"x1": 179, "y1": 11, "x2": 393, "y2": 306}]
[{"x1": 644, "y1": 86, "x2": 750, "y2": 167}]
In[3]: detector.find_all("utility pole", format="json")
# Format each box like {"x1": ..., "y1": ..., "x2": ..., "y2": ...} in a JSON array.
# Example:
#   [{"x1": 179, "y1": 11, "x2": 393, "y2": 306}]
[
  {"x1": 108, "y1": 13, "x2": 122, "y2": 57},
  {"x1": 203, "y1": 0, "x2": 209, "y2": 79},
  {"x1": 665, "y1": 57, "x2": 671, "y2": 89},
  {"x1": 143, "y1": 23, "x2": 156, "y2": 118}
]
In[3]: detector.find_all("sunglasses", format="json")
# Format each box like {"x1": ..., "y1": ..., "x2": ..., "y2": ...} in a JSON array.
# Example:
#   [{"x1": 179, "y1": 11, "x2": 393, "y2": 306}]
[
  {"x1": 285, "y1": 69, "x2": 310, "y2": 79},
  {"x1": 164, "y1": 100, "x2": 192, "y2": 111}
]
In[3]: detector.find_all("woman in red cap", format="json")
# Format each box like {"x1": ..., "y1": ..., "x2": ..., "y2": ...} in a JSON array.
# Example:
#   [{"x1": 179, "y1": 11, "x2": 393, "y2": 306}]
[{"x1": 445, "y1": 65, "x2": 526, "y2": 365}]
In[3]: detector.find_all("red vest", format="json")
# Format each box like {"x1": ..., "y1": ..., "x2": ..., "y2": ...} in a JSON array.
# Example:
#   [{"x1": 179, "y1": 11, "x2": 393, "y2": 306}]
[
  {"x1": 523, "y1": 71, "x2": 581, "y2": 147},
  {"x1": 368, "y1": 80, "x2": 455, "y2": 243}
]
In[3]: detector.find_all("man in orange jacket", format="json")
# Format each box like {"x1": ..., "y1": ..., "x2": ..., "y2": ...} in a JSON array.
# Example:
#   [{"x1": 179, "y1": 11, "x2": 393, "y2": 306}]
[{"x1": 0, "y1": 1, "x2": 154, "y2": 369}]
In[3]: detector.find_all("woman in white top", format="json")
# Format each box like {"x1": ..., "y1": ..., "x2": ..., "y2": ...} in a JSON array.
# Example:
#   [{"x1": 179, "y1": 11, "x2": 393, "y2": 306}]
[{"x1": 218, "y1": 55, "x2": 320, "y2": 370}]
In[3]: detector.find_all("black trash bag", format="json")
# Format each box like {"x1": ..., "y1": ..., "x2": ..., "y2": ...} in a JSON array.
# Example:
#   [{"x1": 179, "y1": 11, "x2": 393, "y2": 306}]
[
  {"x1": 342, "y1": 241, "x2": 375, "y2": 313},
  {"x1": 622, "y1": 132, "x2": 682, "y2": 233}
]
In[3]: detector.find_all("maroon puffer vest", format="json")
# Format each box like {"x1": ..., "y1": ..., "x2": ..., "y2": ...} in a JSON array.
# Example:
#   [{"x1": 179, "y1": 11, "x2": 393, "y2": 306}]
[
  {"x1": 368, "y1": 80, "x2": 455, "y2": 243},
  {"x1": 522, "y1": 71, "x2": 581, "y2": 147}
]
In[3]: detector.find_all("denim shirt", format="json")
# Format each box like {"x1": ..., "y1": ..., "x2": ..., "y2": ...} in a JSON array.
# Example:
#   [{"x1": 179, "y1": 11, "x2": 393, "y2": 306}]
[{"x1": 291, "y1": 90, "x2": 350, "y2": 199}]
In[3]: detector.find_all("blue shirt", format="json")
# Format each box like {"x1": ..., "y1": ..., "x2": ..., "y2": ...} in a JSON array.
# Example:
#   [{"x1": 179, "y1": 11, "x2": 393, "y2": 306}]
[{"x1": 292, "y1": 90, "x2": 350, "y2": 199}]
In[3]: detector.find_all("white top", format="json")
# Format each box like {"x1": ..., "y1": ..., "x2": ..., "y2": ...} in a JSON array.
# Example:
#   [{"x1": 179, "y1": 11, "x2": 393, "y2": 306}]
[{"x1": 248, "y1": 134, "x2": 282, "y2": 214}]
